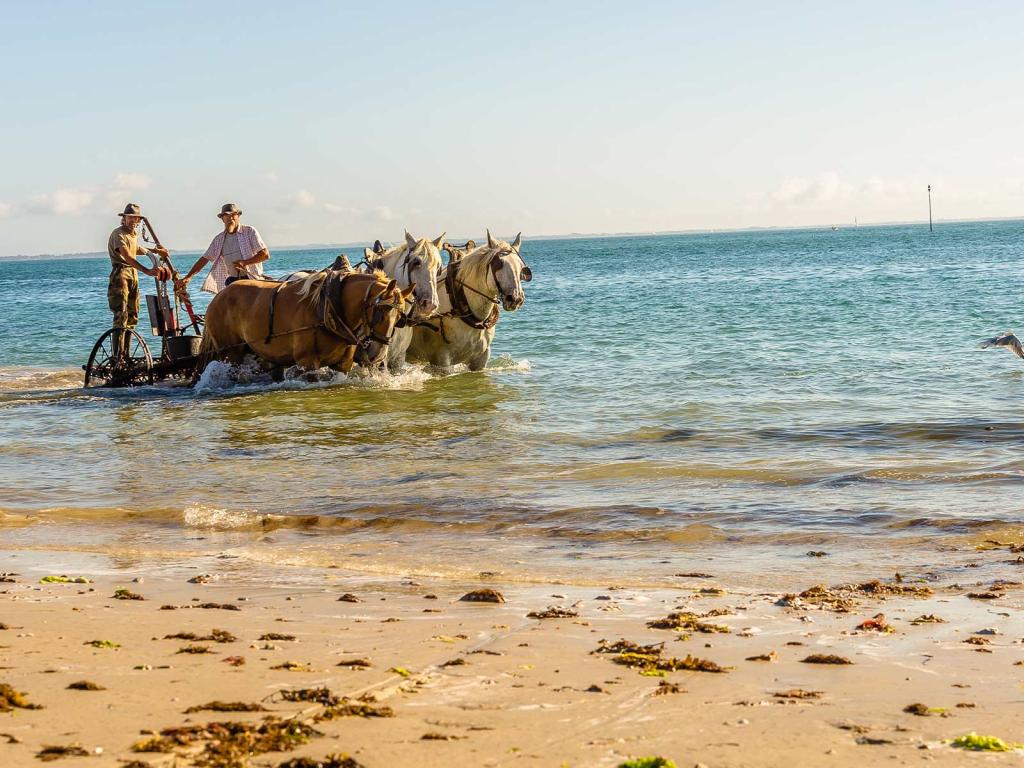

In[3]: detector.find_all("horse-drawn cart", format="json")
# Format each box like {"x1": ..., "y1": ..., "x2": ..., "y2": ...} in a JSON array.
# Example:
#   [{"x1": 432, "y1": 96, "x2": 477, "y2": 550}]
[{"x1": 83, "y1": 219, "x2": 204, "y2": 388}]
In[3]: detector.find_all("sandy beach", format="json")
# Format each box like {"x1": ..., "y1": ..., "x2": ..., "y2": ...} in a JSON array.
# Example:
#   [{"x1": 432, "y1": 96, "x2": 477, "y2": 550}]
[{"x1": 2, "y1": 547, "x2": 1022, "y2": 767}]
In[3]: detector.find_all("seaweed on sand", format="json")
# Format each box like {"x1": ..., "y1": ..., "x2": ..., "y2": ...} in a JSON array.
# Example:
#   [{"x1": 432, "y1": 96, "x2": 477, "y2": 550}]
[
  {"x1": 594, "y1": 638, "x2": 665, "y2": 655},
  {"x1": 903, "y1": 703, "x2": 948, "y2": 717},
  {"x1": 132, "y1": 717, "x2": 321, "y2": 767},
  {"x1": 259, "y1": 633, "x2": 296, "y2": 642},
  {"x1": 83, "y1": 639, "x2": 120, "y2": 649},
  {"x1": 777, "y1": 585, "x2": 857, "y2": 613},
  {"x1": 276, "y1": 688, "x2": 338, "y2": 705},
  {"x1": 66, "y1": 681, "x2": 105, "y2": 691},
  {"x1": 856, "y1": 614, "x2": 895, "y2": 633},
  {"x1": 336, "y1": 594, "x2": 361, "y2": 603},
  {"x1": 801, "y1": 654, "x2": 853, "y2": 665},
  {"x1": 618, "y1": 758, "x2": 677, "y2": 768},
  {"x1": 40, "y1": 575, "x2": 90, "y2": 584},
  {"x1": 314, "y1": 700, "x2": 393, "y2": 721},
  {"x1": 910, "y1": 614, "x2": 945, "y2": 625},
  {"x1": 35, "y1": 744, "x2": 90, "y2": 761},
  {"x1": 852, "y1": 580, "x2": 932, "y2": 598},
  {"x1": 773, "y1": 689, "x2": 822, "y2": 699},
  {"x1": 177, "y1": 645, "x2": 213, "y2": 654},
  {"x1": 277, "y1": 756, "x2": 364, "y2": 768},
  {"x1": 459, "y1": 589, "x2": 505, "y2": 603},
  {"x1": 527, "y1": 606, "x2": 579, "y2": 619},
  {"x1": 165, "y1": 629, "x2": 238, "y2": 643},
  {"x1": 950, "y1": 732, "x2": 1023, "y2": 751},
  {"x1": 745, "y1": 652, "x2": 777, "y2": 662},
  {"x1": 614, "y1": 652, "x2": 728, "y2": 674},
  {"x1": 184, "y1": 702, "x2": 267, "y2": 714},
  {"x1": 335, "y1": 658, "x2": 371, "y2": 669},
  {"x1": 646, "y1": 612, "x2": 731, "y2": 633},
  {"x1": 652, "y1": 680, "x2": 684, "y2": 696},
  {"x1": 0, "y1": 682, "x2": 43, "y2": 711},
  {"x1": 113, "y1": 587, "x2": 144, "y2": 601},
  {"x1": 271, "y1": 661, "x2": 310, "y2": 671}
]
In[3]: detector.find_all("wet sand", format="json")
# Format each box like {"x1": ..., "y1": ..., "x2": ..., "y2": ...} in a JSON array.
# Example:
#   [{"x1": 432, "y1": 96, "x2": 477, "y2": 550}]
[{"x1": 1, "y1": 549, "x2": 1022, "y2": 767}]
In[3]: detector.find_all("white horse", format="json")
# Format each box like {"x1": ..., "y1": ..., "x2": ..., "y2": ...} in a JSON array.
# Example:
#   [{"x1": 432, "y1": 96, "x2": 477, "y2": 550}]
[
  {"x1": 407, "y1": 230, "x2": 530, "y2": 371},
  {"x1": 361, "y1": 231, "x2": 444, "y2": 371}
]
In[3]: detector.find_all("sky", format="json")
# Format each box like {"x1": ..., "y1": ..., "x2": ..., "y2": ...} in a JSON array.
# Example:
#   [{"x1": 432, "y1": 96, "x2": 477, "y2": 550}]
[{"x1": 1, "y1": 1, "x2": 1024, "y2": 256}]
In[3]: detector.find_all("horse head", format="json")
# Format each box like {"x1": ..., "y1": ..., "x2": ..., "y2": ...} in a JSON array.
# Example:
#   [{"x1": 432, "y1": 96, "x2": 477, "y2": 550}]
[
  {"x1": 485, "y1": 230, "x2": 531, "y2": 311},
  {"x1": 354, "y1": 276, "x2": 416, "y2": 367},
  {"x1": 444, "y1": 239, "x2": 477, "y2": 265},
  {"x1": 363, "y1": 231, "x2": 444, "y2": 321}
]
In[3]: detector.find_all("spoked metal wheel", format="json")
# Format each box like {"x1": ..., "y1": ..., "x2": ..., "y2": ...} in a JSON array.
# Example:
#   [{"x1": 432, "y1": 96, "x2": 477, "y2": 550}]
[{"x1": 83, "y1": 328, "x2": 154, "y2": 388}]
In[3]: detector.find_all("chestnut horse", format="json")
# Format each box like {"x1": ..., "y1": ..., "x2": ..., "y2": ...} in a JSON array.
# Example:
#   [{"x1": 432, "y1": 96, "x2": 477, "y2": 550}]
[{"x1": 197, "y1": 270, "x2": 413, "y2": 375}]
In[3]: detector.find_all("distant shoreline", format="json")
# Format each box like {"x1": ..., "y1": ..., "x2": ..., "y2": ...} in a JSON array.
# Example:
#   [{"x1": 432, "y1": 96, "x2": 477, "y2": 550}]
[{"x1": 2, "y1": 215, "x2": 1021, "y2": 262}]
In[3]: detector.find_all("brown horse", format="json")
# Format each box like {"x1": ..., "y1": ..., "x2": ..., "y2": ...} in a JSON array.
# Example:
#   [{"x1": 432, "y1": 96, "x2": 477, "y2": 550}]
[{"x1": 197, "y1": 270, "x2": 413, "y2": 375}]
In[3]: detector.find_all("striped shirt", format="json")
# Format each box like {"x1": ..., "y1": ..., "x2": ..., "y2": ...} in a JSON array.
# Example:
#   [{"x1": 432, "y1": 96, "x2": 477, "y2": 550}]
[{"x1": 201, "y1": 225, "x2": 268, "y2": 293}]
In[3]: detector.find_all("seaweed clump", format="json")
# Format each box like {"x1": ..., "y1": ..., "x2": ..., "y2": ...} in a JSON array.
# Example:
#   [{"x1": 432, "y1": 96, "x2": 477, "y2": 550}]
[
  {"x1": 259, "y1": 633, "x2": 296, "y2": 642},
  {"x1": 903, "y1": 703, "x2": 948, "y2": 717},
  {"x1": 950, "y1": 732, "x2": 1023, "y2": 752},
  {"x1": 856, "y1": 614, "x2": 895, "y2": 633},
  {"x1": 113, "y1": 587, "x2": 145, "y2": 601},
  {"x1": 800, "y1": 654, "x2": 853, "y2": 665},
  {"x1": 184, "y1": 701, "x2": 267, "y2": 714},
  {"x1": 314, "y1": 700, "x2": 393, "y2": 721},
  {"x1": 594, "y1": 638, "x2": 665, "y2": 655},
  {"x1": 36, "y1": 744, "x2": 90, "y2": 761},
  {"x1": 40, "y1": 575, "x2": 90, "y2": 584},
  {"x1": 0, "y1": 682, "x2": 43, "y2": 711},
  {"x1": 132, "y1": 717, "x2": 320, "y2": 766},
  {"x1": 613, "y1": 652, "x2": 728, "y2": 674},
  {"x1": 459, "y1": 589, "x2": 505, "y2": 603},
  {"x1": 277, "y1": 756, "x2": 364, "y2": 768},
  {"x1": 646, "y1": 611, "x2": 731, "y2": 633},
  {"x1": 618, "y1": 758, "x2": 677, "y2": 768},
  {"x1": 67, "y1": 681, "x2": 105, "y2": 691},
  {"x1": 526, "y1": 606, "x2": 578, "y2": 619},
  {"x1": 165, "y1": 629, "x2": 238, "y2": 643}
]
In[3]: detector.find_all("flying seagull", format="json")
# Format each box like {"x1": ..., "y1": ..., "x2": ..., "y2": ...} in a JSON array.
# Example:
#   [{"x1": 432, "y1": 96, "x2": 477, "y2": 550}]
[{"x1": 980, "y1": 331, "x2": 1024, "y2": 360}]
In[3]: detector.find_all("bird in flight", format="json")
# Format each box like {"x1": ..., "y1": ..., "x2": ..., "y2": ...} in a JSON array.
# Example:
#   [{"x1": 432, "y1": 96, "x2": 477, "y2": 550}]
[{"x1": 981, "y1": 331, "x2": 1024, "y2": 360}]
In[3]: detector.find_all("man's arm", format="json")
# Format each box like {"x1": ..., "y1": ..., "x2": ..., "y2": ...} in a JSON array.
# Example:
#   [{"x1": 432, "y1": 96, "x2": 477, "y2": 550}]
[
  {"x1": 237, "y1": 247, "x2": 270, "y2": 268},
  {"x1": 175, "y1": 256, "x2": 210, "y2": 287},
  {"x1": 115, "y1": 235, "x2": 156, "y2": 277}
]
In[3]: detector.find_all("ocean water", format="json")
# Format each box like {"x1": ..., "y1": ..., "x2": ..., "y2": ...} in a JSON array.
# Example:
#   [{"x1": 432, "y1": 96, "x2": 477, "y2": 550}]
[{"x1": 2, "y1": 222, "x2": 1023, "y2": 588}]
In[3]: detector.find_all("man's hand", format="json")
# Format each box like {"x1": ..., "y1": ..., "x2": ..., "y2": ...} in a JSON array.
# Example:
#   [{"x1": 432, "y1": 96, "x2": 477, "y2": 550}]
[
  {"x1": 174, "y1": 276, "x2": 190, "y2": 292},
  {"x1": 153, "y1": 246, "x2": 169, "y2": 258}
]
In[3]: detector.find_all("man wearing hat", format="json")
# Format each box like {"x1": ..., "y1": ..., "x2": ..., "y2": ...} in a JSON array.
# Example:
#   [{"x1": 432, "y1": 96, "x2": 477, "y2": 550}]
[
  {"x1": 108, "y1": 203, "x2": 169, "y2": 355},
  {"x1": 175, "y1": 203, "x2": 270, "y2": 294}
]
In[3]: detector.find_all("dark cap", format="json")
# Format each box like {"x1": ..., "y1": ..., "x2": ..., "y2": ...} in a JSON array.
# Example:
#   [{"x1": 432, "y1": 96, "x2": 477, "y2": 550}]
[
  {"x1": 218, "y1": 203, "x2": 243, "y2": 217},
  {"x1": 119, "y1": 203, "x2": 142, "y2": 217}
]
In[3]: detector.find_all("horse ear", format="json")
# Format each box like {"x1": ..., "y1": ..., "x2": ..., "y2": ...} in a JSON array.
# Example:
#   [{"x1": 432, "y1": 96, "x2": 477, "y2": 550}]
[
  {"x1": 486, "y1": 229, "x2": 496, "y2": 248},
  {"x1": 432, "y1": 232, "x2": 446, "y2": 249},
  {"x1": 401, "y1": 283, "x2": 416, "y2": 299},
  {"x1": 386, "y1": 279, "x2": 397, "y2": 294},
  {"x1": 465, "y1": 239, "x2": 476, "y2": 250},
  {"x1": 363, "y1": 247, "x2": 375, "y2": 259},
  {"x1": 405, "y1": 231, "x2": 417, "y2": 249},
  {"x1": 512, "y1": 232, "x2": 522, "y2": 251}
]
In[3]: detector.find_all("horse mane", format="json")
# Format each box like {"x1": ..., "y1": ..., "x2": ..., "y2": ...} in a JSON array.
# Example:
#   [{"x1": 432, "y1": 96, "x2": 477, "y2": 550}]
[
  {"x1": 453, "y1": 243, "x2": 501, "y2": 292},
  {"x1": 296, "y1": 269, "x2": 389, "y2": 307}
]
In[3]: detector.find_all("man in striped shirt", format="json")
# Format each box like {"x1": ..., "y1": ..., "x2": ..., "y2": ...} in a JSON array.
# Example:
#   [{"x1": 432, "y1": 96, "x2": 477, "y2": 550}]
[{"x1": 175, "y1": 203, "x2": 271, "y2": 294}]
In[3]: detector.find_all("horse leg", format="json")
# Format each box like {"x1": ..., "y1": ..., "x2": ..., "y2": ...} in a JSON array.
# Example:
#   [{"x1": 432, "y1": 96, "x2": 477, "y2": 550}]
[{"x1": 467, "y1": 348, "x2": 490, "y2": 371}]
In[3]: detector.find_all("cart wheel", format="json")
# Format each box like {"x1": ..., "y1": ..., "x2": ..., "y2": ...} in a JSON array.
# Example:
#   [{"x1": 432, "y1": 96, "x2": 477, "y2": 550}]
[{"x1": 84, "y1": 328, "x2": 154, "y2": 388}]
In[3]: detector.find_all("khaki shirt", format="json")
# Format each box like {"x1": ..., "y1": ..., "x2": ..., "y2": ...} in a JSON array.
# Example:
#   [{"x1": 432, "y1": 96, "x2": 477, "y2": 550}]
[{"x1": 107, "y1": 225, "x2": 149, "y2": 270}]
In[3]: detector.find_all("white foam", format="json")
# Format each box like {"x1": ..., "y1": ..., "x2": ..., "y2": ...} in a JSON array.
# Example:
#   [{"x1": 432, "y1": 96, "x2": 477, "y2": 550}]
[{"x1": 182, "y1": 503, "x2": 260, "y2": 529}]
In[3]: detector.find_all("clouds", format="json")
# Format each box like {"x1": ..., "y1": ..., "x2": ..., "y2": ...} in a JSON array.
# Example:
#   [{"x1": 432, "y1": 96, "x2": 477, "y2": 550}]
[
  {"x1": 322, "y1": 203, "x2": 397, "y2": 222},
  {"x1": 14, "y1": 173, "x2": 153, "y2": 217},
  {"x1": 277, "y1": 189, "x2": 316, "y2": 212},
  {"x1": 0, "y1": 202, "x2": 12, "y2": 218}
]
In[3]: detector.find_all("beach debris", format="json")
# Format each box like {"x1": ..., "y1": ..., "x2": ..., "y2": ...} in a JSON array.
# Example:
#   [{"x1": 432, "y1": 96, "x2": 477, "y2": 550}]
[
  {"x1": 963, "y1": 636, "x2": 990, "y2": 646},
  {"x1": 185, "y1": 701, "x2": 267, "y2": 714},
  {"x1": 388, "y1": 667, "x2": 411, "y2": 678},
  {"x1": 652, "y1": 680, "x2": 685, "y2": 696},
  {"x1": 910, "y1": 614, "x2": 946, "y2": 625},
  {"x1": 0, "y1": 682, "x2": 43, "y2": 711},
  {"x1": 801, "y1": 654, "x2": 853, "y2": 665},
  {"x1": 903, "y1": 703, "x2": 948, "y2": 717},
  {"x1": 773, "y1": 689, "x2": 822, "y2": 699},
  {"x1": 526, "y1": 606, "x2": 578, "y2": 619},
  {"x1": 852, "y1": 580, "x2": 932, "y2": 597},
  {"x1": 966, "y1": 591, "x2": 1003, "y2": 600},
  {"x1": 66, "y1": 681, "x2": 105, "y2": 691},
  {"x1": 132, "y1": 717, "x2": 321, "y2": 763},
  {"x1": 177, "y1": 644, "x2": 213, "y2": 654},
  {"x1": 336, "y1": 594, "x2": 361, "y2": 603},
  {"x1": 0, "y1": 573, "x2": 18, "y2": 583},
  {"x1": 277, "y1": 756, "x2": 364, "y2": 768},
  {"x1": 594, "y1": 638, "x2": 665, "y2": 655},
  {"x1": 613, "y1": 652, "x2": 728, "y2": 674},
  {"x1": 423, "y1": 594, "x2": 438, "y2": 600},
  {"x1": 194, "y1": 602, "x2": 241, "y2": 611},
  {"x1": 40, "y1": 575, "x2": 90, "y2": 584},
  {"x1": 975, "y1": 627, "x2": 999, "y2": 635},
  {"x1": 335, "y1": 658, "x2": 371, "y2": 669},
  {"x1": 113, "y1": 587, "x2": 144, "y2": 601},
  {"x1": 856, "y1": 614, "x2": 895, "y2": 633},
  {"x1": 315, "y1": 700, "x2": 393, "y2": 720},
  {"x1": 617, "y1": 758, "x2": 677, "y2": 768},
  {"x1": 950, "y1": 732, "x2": 1023, "y2": 751},
  {"x1": 0, "y1": 623, "x2": 8, "y2": 630},
  {"x1": 259, "y1": 633, "x2": 296, "y2": 642},
  {"x1": 745, "y1": 652, "x2": 777, "y2": 662},
  {"x1": 956, "y1": 702, "x2": 976, "y2": 708},
  {"x1": 459, "y1": 589, "x2": 505, "y2": 603},
  {"x1": 83, "y1": 639, "x2": 120, "y2": 649},
  {"x1": 806, "y1": 551, "x2": 829, "y2": 557},
  {"x1": 647, "y1": 611, "x2": 731, "y2": 632},
  {"x1": 675, "y1": 572, "x2": 714, "y2": 578},
  {"x1": 856, "y1": 736, "x2": 893, "y2": 746},
  {"x1": 698, "y1": 587, "x2": 726, "y2": 596},
  {"x1": 223, "y1": 656, "x2": 246, "y2": 667},
  {"x1": 277, "y1": 688, "x2": 337, "y2": 705},
  {"x1": 165, "y1": 629, "x2": 237, "y2": 643},
  {"x1": 777, "y1": 585, "x2": 856, "y2": 612},
  {"x1": 271, "y1": 661, "x2": 310, "y2": 672},
  {"x1": 188, "y1": 574, "x2": 217, "y2": 584},
  {"x1": 35, "y1": 744, "x2": 90, "y2": 761}
]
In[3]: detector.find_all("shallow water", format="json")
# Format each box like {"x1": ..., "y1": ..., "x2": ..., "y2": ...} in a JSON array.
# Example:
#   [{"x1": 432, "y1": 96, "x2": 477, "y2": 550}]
[{"x1": 2, "y1": 223, "x2": 1023, "y2": 586}]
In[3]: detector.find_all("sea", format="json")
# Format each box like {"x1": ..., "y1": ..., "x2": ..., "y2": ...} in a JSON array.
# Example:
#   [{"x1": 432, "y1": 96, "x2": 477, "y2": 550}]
[{"x1": 1, "y1": 222, "x2": 1023, "y2": 590}]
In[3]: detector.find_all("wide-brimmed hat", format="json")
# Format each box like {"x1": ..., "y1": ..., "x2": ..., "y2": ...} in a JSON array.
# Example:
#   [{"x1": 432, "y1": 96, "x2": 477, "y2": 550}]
[
  {"x1": 119, "y1": 203, "x2": 142, "y2": 218},
  {"x1": 218, "y1": 203, "x2": 243, "y2": 218}
]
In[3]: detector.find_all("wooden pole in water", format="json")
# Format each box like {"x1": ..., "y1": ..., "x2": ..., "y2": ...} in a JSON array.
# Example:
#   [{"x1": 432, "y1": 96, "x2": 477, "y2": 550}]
[{"x1": 928, "y1": 185, "x2": 933, "y2": 233}]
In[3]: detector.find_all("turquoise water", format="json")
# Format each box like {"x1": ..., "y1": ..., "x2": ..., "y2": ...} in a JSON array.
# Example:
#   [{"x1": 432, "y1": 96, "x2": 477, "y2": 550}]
[{"x1": 1, "y1": 222, "x2": 1023, "y2": 586}]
